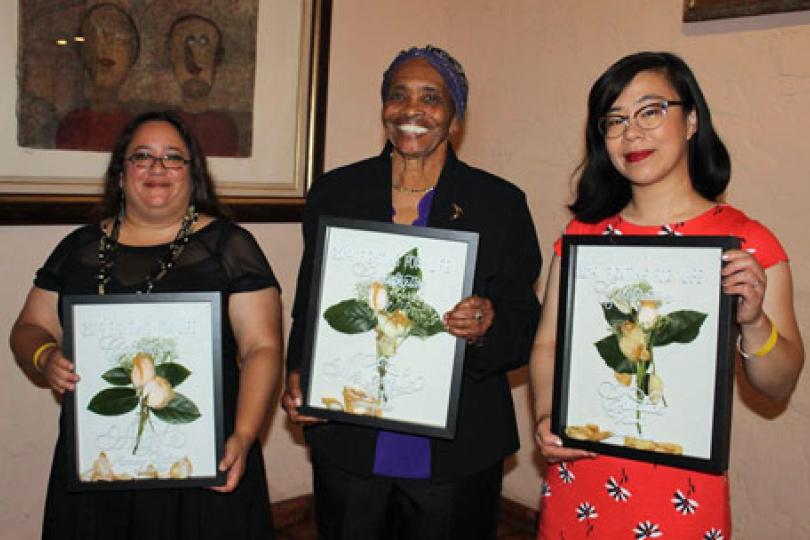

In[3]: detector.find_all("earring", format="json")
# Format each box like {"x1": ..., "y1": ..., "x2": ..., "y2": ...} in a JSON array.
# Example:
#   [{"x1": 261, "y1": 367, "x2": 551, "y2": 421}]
[{"x1": 118, "y1": 185, "x2": 126, "y2": 220}]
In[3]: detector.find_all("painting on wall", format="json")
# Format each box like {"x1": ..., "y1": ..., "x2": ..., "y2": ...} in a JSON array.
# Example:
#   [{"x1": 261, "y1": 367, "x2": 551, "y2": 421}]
[
  {"x1": 19, "y1": 0, "x2": 258, "y2": 157},
  {"x1": 683, "y1": 0, "x2": 810, "y2": 21},
  {"x1": 1, "y1": 0, "x2": 332, "y2": 224}
]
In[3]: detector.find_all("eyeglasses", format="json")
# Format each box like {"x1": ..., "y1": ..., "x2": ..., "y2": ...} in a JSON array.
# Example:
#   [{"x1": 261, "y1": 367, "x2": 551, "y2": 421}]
[
  {"x1": 126, "y1": 152, "x2": 190, "y2": 170},
  {"x1": 598, "y1": 100, "x2": 685, "y2": 138}
]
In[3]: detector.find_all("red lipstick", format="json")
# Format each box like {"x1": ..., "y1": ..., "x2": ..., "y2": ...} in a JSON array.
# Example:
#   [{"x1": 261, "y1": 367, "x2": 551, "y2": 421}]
[{"x1": 625, "y1": 150, "x2": 653, "y2": 163}]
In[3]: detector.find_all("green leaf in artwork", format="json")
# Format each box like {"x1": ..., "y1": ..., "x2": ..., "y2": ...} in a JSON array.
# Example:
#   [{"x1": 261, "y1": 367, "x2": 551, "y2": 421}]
[
  {"x1": 652, "y1": 310, "x2": 707, "y2": 346},
  {"x1": 100, "y1": 367, "x2": 132, "y2": 386},
  {"x1": 594, "y1": 335, "x2": 637, "y2": 373},
  {"x1": 87, "y1": 388, "x2": 139, "y2": 416},
  {"x1": 600, "y1": 303, "x2": 629, "y2": 327},
  {"x1": 388, "y1": 247, "x2": 423, "y2": 295},
  {"x1": 151, "y1": 392, "x2": 201, "y2": 424},
  {"x1": 155, "y1": 362, "x2": 191, "y2": 388},
  {"x1": 324, "y1": 299, "x2": 377, "y2": 334}
]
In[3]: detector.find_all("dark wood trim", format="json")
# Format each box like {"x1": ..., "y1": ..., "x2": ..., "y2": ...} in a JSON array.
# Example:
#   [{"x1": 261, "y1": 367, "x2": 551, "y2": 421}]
[
  {"x1": 499, "y1": 496, "x2": 539, "y2": 534},
  {"x1": 271, "y1": 494, "x2": 316, "y2": 530},
  {"x1": 270, "y1": 494, "x2": 539, "y2": 533},
  {"x1": 0, "y1": 195, "x2": 306, "y2": 225},
  {"x1": 683, "y1": 0, "x2": 810, "y2": 22}
]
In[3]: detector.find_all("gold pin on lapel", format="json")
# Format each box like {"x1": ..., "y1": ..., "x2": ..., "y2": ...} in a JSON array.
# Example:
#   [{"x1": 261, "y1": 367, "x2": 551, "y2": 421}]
[{"x1": 450, "y1": 203, "x2": 463, "y2": 221}]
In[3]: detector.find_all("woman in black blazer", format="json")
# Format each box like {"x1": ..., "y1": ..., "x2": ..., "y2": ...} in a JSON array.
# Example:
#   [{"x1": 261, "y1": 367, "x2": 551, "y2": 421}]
[{"x1": 283, "y1": 45, "x2": 542, "y2": 540}]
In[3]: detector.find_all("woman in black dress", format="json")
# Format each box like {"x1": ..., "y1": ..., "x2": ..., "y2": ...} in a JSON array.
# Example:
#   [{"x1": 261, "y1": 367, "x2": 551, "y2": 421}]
[{"x1": 11, "y1": 111, "x2": 281, "y2": 539}]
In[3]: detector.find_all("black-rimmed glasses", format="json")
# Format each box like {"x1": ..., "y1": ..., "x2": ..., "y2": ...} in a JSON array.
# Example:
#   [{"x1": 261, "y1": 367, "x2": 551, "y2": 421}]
[
  {"x1": 126, "y1": 152, "x2": 191, "y2": 170},
  {"x1": 598, "y1": 100, "x2": 685, "y2": 138}
]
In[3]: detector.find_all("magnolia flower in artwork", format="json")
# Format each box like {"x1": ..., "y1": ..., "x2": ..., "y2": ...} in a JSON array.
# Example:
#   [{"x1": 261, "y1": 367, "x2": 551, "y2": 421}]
[
  {"x1": 131, "y1": 353, "x2": 156, "y2": 388},
  {"x1": 323, "y1": 248, "x2": 445, "y2": 410},
  {"x1": 87, "y1": 338, "x2": 200, "y2": 455},
  {"x1": 143, "y1": 376, "x2": 175, "y2": 409},
  {"x1": 637, "y1": 300, "x2": 659, "y2": 331},
  {"x1": 594, "y1": 281, "x2": 706, "y2": 435}
]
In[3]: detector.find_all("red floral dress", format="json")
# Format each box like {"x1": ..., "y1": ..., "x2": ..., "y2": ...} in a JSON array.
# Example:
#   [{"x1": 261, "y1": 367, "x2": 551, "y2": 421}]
[{"x1": 538, "y1": 204, "x2": 787, "y2": 540}]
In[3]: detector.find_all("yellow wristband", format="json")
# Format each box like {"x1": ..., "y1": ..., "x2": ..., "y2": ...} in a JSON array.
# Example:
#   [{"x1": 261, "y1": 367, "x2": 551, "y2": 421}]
[
  {"x1": 753, "y1": 321, "x2": 779, "y2": 357},
  {"x1": 32, "y1": 342, "x2": 58, "y2": 372}
]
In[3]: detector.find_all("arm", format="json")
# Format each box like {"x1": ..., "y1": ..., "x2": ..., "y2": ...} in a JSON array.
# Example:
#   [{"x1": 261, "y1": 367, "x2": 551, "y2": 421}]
[
  {"x1": 721, "y1": 253, "x2": 804, "y2": 400},
  {"x1": 455, "y1": 194, "x2": 542, "y2": 379},
  {"x1": 529, "y1": 256, "x2": 595, "y2": 463},
  {"x1": 10, "y1": 287, "x2": 78, "y2": 393},
  {"x1": 213, "y1": 287, "x2": 283, "y2": 493}
]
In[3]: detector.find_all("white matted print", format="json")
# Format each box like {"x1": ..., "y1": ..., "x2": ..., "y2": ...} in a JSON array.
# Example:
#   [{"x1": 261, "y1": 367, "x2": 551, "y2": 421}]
[
  {"x1": 63, "y1": 292, "x2": 224, "y2": 490},
  {"x1": 553, "y1": 235, "x2": 737, "y2": 473},
  {"x1": 301, "y1": 217, "x2": 478, "y2": 439}
]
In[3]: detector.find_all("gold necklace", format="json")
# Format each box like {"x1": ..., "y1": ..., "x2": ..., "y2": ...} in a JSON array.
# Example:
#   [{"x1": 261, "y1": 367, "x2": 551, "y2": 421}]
[{"x1": 392, "y1": 184, "x2": 435, "y2": 194}]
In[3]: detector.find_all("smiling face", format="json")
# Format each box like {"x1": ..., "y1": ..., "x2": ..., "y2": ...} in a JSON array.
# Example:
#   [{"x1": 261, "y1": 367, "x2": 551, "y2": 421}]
[
  {"x1": 382, "y1": 58, "x2": 459, "y2": 161},
  {"x1": 604, "y1": 70, "x2": 697, "y2": 190},
  {"x1": 122, "y1": 121, "x2": 193, "y2": 220}
]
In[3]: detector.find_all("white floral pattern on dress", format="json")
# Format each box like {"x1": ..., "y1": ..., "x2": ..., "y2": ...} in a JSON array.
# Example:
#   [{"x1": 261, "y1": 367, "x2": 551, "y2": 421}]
[
  {"x1": 703, "y1": 528, "x2": 724, "y2": 540},
  {"x1": 671, "y1": 489, "x2": 699, "y2": 515},
  {"x1": 576, "y1": 501, "x2": 598, "y2": 521},
  {"x1": 605, "y1": 476, "x2": 631, "y2": 502},
  {"x1": 559, "y1": 462, "x2": 575, "y2": 484},
  {"x1": 633, "y1": 521, "x2": 663, "y2": 538}
]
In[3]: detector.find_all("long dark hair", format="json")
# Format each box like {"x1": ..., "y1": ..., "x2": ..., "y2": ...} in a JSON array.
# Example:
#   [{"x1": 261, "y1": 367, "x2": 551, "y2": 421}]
[
  {"x1": 570, "y1": 51, "x2": 730, "y2": 223},
  {"x1": 95, "y1": 111, "x2": 229, "y2": 221}
]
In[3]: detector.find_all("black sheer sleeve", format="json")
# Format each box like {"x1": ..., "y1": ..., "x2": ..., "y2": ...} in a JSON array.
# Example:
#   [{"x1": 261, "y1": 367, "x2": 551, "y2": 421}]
[
  {"x1": 216, "y1": 222, "x2": 280, "y2": 294},
  {"x1": 33, "y1": 225, "x2": 98, "y2": 292}
]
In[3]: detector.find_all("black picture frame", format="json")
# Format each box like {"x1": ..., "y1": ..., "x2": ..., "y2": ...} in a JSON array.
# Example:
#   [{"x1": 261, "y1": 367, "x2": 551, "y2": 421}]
[
  {"x1": 62, "y1": 292, "x2": 225, "y2": 490},
  {"x1": 552, "y1": 235, "x2": 739, "y2": 473},
  {"x1": 299, "y1": 216, "x2": 479, "y2": 439}
]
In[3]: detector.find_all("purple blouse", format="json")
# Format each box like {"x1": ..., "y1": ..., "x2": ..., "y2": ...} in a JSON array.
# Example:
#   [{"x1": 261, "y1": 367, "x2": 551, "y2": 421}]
[{"x1": 373, "y1": 189, "x2": 436, "y2": 479}]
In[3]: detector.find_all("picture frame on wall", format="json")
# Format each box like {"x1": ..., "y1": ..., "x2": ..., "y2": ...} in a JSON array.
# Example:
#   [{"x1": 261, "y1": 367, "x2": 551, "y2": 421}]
[
  {"x1": 683, "y1": 0, "x2": 810, "y2": 22},
  {"x1": 1, "y1": 0, "x2": 332, "y2": 224},
  {"x1": 62, "y1": 292, "x2": 225, "y2": 490},
  {"x1": 299, "y1": 217, "x2": 479, "y2": 439},
  {"x1": 552, "y1": 234, "x2": 739, "y2": 473}
]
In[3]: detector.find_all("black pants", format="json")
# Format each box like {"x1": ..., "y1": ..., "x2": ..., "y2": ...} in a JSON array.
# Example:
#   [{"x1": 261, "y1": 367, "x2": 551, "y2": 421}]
[{"x1": 312, "y1": 459, "x2": 503, "y2": 540}]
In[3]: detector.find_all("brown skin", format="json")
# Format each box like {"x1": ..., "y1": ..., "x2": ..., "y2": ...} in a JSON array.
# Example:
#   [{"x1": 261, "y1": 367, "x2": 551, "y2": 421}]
[{"x1": 282, "y1": 58, "x2": 494, "y2": 426}]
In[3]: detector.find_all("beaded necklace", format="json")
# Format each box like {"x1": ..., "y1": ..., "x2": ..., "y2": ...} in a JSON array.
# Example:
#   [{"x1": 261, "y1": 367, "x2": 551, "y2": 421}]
[{"x1": 96, "y1": 206, "x2": 199, "y2": 295}]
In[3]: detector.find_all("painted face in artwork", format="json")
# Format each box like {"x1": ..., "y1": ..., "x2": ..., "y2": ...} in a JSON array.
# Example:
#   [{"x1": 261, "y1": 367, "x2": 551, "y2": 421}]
[
  {"x1": 603, "y1": 70, "x2": 697, "y2": 189},
  {"x1": 382, "y1": 58, "x2": 460, "y2": 161},
  {"x1": 122, "y1": 120, "x2": 193, "y2": 219},
  {"x1": 169, "y1": 16, "x2": 221, "y2": 100},
  {"x1": 79, "y1": 5, "x2": 138, "y2": 90}
]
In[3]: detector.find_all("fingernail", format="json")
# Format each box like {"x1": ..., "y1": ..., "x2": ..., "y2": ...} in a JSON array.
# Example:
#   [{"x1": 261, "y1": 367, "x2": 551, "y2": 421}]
[
  {"x1": 721, "y1": 254, "x2": 730, "y2": 261},
  {"x1": 745, "y1": 248, "x2": 757, "y2": 254},
  {"x1": 295, "y1": 398, "x2": 302, "y2": 407}
]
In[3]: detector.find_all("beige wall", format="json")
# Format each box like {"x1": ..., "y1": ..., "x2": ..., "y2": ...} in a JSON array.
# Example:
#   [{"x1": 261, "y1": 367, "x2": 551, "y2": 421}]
[{"x1": 3, "y1": 1, "x2": 809, "y2": 538}]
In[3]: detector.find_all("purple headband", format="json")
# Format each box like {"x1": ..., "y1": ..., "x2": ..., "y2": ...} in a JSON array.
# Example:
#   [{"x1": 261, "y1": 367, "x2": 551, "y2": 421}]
[{"x1": 381, "y1": 45, "x2": 469, "y2": 119}]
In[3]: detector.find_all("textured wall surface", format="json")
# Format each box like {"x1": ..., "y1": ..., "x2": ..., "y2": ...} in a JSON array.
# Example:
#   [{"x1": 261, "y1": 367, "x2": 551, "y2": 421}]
[{"x1": 2, "y1": 1, "x2": 809, "y2": 538}]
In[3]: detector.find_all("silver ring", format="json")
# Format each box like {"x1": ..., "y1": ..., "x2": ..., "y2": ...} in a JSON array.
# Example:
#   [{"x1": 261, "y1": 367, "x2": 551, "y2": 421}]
[{"x1": 474, "y1": 310, "x2": 483, "y2": 322}]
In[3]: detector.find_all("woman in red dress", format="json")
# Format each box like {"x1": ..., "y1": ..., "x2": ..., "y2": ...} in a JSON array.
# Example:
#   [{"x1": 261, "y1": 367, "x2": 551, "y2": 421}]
[{"x1": 530, "y1": 52, "x2": 804, "y2": 539}]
